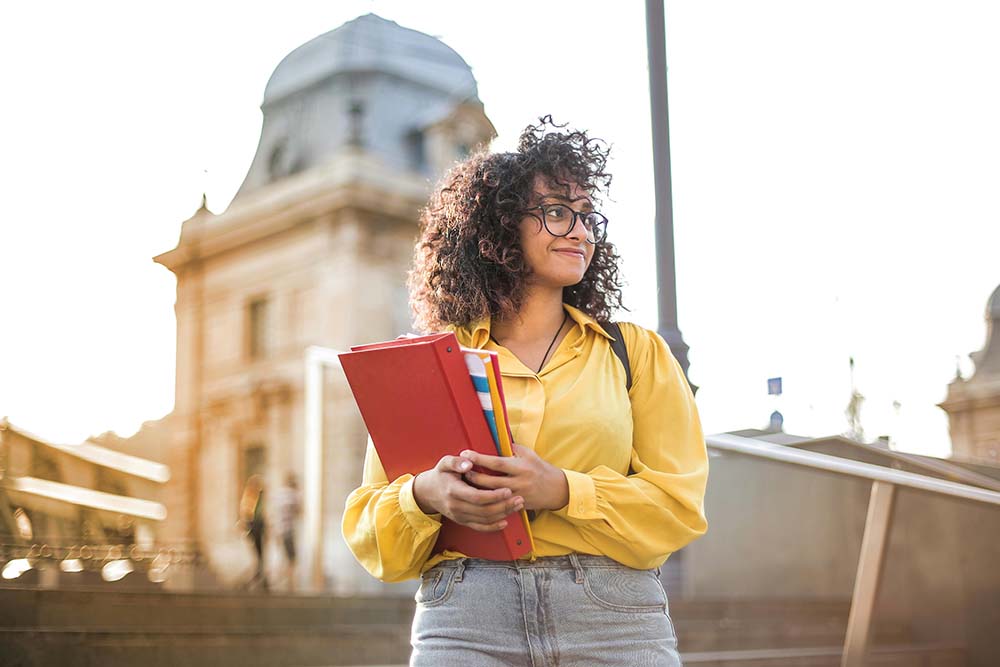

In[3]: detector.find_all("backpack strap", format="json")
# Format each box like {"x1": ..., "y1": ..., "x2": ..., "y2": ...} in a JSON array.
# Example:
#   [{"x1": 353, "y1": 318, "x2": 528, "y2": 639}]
[
  {"x1": 600, "y1": 321, "x2": 632, "y2": 392},
  {"x1": 601, "y1": 321, "x2": 637, "y2": 477}
]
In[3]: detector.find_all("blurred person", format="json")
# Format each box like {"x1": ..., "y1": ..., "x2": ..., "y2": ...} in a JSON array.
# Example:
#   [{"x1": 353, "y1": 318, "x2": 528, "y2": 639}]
[
  {"x1": 275, "y1": 472, "x2": 301, "y2": 591},
  {"x1": 239, "y1": 474, "x2": 268, "y2": 592},
  {"x1": 342, "y1": 117, "x2": 708, "y2": 665}
]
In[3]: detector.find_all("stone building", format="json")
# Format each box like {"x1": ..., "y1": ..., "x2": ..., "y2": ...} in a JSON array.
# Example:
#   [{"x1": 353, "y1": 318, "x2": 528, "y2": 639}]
[
  {"x1": 0, "y1": 418, "x2": 169, "y2": 587},
  {"x1": 940, "y1": 283, "x2": 1000, "y2": 467},
  {"x1": 149, "y1": 14, "x2": 495, "y2": 591}
]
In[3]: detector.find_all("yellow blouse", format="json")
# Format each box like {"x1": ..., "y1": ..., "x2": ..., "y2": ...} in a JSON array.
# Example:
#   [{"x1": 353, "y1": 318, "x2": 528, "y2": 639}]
[{"x1": 341, "y1": 304, "x2": 709, "y2": 582}]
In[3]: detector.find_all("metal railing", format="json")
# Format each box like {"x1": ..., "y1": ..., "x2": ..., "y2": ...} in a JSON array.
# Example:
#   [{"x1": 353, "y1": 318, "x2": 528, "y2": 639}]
[{"x1": 705, "y1": 433, "x2": 1000, "y2": 667}]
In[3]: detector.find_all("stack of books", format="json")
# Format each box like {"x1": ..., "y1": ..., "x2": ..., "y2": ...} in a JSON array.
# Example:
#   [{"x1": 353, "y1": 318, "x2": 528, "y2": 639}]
[{"x1": 339, "y1": 333, "x2": 534, "y2": 560}]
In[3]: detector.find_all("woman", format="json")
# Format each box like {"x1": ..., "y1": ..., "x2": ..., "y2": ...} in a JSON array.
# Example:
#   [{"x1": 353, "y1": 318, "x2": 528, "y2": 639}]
[{"x1": 342, "y1": 117, "x2": 708, "y2": 665}]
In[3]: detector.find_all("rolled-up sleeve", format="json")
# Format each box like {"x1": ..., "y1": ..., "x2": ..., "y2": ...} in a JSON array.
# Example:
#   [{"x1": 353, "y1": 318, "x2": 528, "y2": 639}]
[
  {"x1": 552, "y1": 325, "x2": 709, "y2": 569},
  {"x1": 341, "y1": 437, "x2": 443, "y2": 582}
]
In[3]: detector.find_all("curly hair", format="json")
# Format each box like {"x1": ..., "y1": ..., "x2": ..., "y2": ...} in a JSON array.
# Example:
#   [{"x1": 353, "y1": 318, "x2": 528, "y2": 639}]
[{"x1": 408, "y1": 116, "x2": 626, "y2": 332}]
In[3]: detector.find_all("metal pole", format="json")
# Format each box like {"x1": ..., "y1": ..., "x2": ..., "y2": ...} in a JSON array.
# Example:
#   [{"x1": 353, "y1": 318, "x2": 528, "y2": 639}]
[{"x1": 646, "y1": 0, "x2": 693, "y2": 385}]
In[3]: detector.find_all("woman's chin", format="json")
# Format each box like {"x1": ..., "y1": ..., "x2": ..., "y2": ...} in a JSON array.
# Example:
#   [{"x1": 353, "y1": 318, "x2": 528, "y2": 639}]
[{"x1": 529, "y1": 271, "x2": 588, "y2": 291}]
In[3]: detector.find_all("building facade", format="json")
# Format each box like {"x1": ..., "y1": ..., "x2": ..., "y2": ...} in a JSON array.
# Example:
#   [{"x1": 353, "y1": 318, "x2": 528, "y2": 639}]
[
  {"x1": 0, "y1": 419, "x2": 169, "y2": 587},
  {"x1": 940, "y1": 283, "x2": 1000, "y2": 467},
  {"x1": 150, "y1": 14, "x2": 495, "y2": 592}
]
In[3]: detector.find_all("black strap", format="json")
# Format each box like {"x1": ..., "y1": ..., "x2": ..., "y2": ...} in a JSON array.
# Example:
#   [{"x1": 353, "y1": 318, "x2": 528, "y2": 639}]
[
  {"x1": 600, "y1": 321, "x2": 632, "y2": 392},
  {"x1": 601, "y1": 321, "x2": 637, "y2": 477}
]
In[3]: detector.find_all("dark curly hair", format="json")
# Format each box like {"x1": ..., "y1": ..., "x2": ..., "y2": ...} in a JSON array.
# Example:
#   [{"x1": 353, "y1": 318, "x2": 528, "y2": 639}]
[{"x1": 408, "y1": 116, "x2": 626, "y2": 332}]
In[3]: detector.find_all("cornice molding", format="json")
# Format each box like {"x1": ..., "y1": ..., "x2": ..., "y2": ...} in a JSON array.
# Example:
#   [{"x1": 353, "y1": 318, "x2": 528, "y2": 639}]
[{"x1": 155, "y1": 151, "x2": 430, "y2": 273}]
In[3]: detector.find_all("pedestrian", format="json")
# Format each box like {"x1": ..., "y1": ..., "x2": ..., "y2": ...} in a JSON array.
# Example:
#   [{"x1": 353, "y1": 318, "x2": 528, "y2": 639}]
[
  {"x1": 239, "y1": 474, "x2": 268, "y2": 592},
  {"x1": 342, "y1": 116, "x2": 708, "y2": 665},
  {"x1": 275, "y1": 472, "x2": 301, "y2": 591}
]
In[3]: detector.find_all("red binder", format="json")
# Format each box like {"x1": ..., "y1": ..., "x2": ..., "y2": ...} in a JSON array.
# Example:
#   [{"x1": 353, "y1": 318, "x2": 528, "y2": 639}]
[{"x1": 339, "y1": 332, "x2": 532, "y2": 561}]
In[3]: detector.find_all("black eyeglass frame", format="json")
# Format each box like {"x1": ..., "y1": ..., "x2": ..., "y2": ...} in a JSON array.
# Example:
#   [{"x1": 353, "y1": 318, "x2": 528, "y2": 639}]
[{"x1": 520, "y1": 204, "x2": 609, "y2": 244}]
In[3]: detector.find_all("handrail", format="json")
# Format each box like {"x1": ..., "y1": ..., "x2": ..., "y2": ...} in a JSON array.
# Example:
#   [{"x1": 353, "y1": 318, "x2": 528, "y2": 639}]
[{"x1": 706, "y1": 433, "x2": 1000, "y2": 507}]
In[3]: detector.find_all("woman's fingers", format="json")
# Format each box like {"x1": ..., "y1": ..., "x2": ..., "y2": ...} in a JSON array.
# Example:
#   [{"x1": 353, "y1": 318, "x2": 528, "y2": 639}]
[
  {"x1": 463, "y1": 470, "x2": 512, "y2": 490},
  {"x1": 460, "y1": 449, "x2": 518, "y2": 473},
  {"x1": 448, "y1": 479, "x2": 509, "y2": 505},
  {"x1": 436, "y1": 455, "x2": 474, "y2": 475},
  {"x1": 463, "y1": 519, "x2": 509, "y2": 532},
  {"x1": 450, "y1": 495, "x2": 523, "y2": 525}
]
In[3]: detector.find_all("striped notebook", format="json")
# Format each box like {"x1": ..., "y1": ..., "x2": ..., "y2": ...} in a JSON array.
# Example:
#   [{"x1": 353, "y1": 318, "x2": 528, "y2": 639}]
[
  {"x1": 463, "y1": 348, "x2": 536, "y2": 552},
  {"x1": 463, "y1": 351, "x2": 502, "y2": 455}
]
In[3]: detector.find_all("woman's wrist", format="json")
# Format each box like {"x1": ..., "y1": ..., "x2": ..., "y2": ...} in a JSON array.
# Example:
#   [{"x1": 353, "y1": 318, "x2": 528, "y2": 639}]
[
  {"x1": 544, "y1": 467, "x2": 570, "y2": 511},
  {"x1": 412, "y1": 471, "x2": 439, "y2": 515}
]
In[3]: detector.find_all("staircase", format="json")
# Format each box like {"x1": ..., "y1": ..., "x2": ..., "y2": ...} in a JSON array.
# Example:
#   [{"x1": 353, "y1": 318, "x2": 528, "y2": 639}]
[
  {"x1": 0, "y1": 587, "x2": 967, "y2": 666},
  {"x1": 672, "y1": 598, "x2": 966, "y2": 666},
  {"x1": 0, "y1": 587, "x2": 413, "y2": 667}
]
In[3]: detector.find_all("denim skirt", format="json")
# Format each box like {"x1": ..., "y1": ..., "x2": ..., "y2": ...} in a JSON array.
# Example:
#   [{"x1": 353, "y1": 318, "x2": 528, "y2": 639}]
[{"x1": 410, "y1": 554, "x2": 681, "y2": 666}]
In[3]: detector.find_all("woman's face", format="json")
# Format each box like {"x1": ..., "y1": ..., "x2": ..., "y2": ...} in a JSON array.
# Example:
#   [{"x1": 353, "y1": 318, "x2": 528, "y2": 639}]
[{"x1": 518, "y1": 175, "x2": 596, "y2": 289}]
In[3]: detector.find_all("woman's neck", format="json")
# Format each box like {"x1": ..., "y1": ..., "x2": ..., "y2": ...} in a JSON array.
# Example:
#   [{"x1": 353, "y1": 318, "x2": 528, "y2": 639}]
[{"x1": 491, "y1": 285, "x2": 566, "y2": 344}]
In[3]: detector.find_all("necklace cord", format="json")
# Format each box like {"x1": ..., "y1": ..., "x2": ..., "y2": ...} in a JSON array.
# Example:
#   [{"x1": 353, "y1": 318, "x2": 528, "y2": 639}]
[
  {"x1": 490, "y1": 312, "x2": 569, "y2": 374},
  {"x1": 538, "y1": 312, "x2": 569, "y2": 373}
]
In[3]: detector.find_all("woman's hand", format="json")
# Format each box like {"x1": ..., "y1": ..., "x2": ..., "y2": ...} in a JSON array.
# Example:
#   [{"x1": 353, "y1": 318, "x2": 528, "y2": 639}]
[
  {"x1": 412, "y1": 455, "x2": 524, "y2": 532},
  {"x1": 459, "y1": 445, "x2": 570, "y2": 512}
]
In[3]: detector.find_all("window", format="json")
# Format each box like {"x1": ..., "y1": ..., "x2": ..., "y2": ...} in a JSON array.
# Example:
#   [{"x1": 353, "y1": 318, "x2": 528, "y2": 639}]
[
  {"x1": 248, "y1": 297, "x2": 272, "y2": 360},
  {"x1": 407, "y1": 130, "x2": 427, "y2": 172},
  {"x1": 268, "y1": 139, "x2": 289, "y2": 180}
]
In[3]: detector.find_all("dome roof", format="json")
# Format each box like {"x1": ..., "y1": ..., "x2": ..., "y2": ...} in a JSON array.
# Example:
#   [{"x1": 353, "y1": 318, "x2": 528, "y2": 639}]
[
  {"x1": 263, "y1": 14, "x2": 478, "y2": 105},
  {"x1": 231, "y1": 13, "x2": 493, "y2": 203},
  {"x1": 989, "y1": 283, "x2": 1000, "y2": 320}
]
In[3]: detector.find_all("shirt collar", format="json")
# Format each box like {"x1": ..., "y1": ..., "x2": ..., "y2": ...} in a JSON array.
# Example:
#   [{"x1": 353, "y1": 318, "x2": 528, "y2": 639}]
[
  {"x1": 563, "y1": 304, "x2": 616, "y2": 341},
  {"x1": 451, "y1": 303, "x2": 615, "y2": 349}
]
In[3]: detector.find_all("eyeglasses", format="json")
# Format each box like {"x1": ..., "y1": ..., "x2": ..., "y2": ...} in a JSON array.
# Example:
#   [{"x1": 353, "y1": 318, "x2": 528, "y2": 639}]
[{"x1": 522, "y1": 204, "x2": 608, "y2": 244}]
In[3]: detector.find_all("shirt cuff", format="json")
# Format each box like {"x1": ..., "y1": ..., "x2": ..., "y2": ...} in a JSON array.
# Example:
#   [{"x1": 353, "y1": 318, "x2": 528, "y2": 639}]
[
  {"x1": 398, "y1": 476, "x2": 443, "y2": 532},
  {"x1": 554, "y1": 469, "x2": 600, "y2": 520}
]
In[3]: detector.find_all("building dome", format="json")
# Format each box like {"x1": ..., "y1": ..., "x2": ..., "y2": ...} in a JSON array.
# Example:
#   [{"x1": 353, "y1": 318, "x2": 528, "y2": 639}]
[
  {"x1": 233, "y1": 13, "x2": 488, "y2": 202},
  {"x1": 263, "y1": 14, "x2": 478, "y2": 106},
  {"x1": 988, "y1": 283, "x2": 1000, "y2": 321},
  {"x1": 971, "y1": 282, "x2": 1000, "y2": 378}
]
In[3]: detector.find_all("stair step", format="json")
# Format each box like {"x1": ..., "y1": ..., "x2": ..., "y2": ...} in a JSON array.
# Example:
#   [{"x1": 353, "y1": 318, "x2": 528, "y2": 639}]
[
  {"x1": 0, "y1": 587, "x2": 964, "y2": 667},
  {"x1": 681, "y1": 643, "x2": 966, "y2": 667}
]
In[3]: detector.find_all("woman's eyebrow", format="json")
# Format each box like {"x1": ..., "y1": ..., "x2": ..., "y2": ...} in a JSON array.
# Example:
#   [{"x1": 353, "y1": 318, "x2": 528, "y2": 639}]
[{"x1": 536, "y1": 193, "x2": 595, "y2": 209}]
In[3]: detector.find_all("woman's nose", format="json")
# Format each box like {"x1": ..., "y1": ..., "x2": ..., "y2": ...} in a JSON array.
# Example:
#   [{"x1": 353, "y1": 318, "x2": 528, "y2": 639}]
[{"x1": 565, "y1": 214, "x2": 587, "y2": 241}]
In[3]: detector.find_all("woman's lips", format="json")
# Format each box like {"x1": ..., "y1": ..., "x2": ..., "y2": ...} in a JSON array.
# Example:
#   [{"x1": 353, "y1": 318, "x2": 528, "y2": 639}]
[{"x1": 553, "y1": 248, "x2": 585, "y2": 259}]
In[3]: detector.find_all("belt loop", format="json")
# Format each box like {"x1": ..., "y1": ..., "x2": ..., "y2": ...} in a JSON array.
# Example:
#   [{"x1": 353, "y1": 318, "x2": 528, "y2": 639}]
[
  {"x1": 568, "y1": 553, "x2": 584, "y2": 584},
  {"x1": 454, "y1": 558, "x2": 467, "y2": 583}
]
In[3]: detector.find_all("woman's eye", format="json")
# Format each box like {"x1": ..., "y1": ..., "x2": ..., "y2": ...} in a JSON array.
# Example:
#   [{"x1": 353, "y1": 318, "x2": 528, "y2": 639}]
[{"x1": 545, "y1": 206, "x2": 567, "y2": 219}]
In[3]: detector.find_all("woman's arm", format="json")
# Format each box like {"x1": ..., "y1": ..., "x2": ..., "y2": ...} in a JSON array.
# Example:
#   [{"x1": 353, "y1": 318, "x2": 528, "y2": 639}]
[
  {"x1": 341, "y1": 438, "x2": 442, "y2": 582},
  {"x1": 554, "y1": 324, "x2": 708, "y2": 567},
  {"x1": 342, "y1": 437, "x2": 524, "y2": 582}
]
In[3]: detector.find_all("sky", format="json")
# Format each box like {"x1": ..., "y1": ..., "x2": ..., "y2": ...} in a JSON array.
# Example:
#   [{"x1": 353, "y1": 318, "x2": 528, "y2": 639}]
[{"x1": 1, "y1": 1, "x2": 998, "y2": 458}]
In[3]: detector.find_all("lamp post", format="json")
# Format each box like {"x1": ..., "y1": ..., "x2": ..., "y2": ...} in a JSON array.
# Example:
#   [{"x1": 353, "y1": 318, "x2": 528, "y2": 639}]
[{"x1": 646, "y1": 0, "x2": 694, "y2": 390}]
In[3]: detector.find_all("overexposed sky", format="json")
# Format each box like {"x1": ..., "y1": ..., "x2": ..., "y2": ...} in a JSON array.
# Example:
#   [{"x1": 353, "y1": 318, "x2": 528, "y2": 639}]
[{"x1": 1, "y1": 1, "x2": 998, "y2": 458}]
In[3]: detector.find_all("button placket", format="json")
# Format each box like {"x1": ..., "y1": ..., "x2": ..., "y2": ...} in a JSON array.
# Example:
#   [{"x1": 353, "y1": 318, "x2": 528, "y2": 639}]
[{"x1": 513, "y1": 378, "x2": 545, "y2": 451}]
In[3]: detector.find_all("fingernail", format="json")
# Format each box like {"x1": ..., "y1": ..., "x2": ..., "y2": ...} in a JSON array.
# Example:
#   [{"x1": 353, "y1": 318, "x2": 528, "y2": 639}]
[
  {"x1": 498, "y1": 521, "x2": 508, "y2": 529},
  {"x1": 460, "y1": 461, "x2": 471, "y2": 471}
]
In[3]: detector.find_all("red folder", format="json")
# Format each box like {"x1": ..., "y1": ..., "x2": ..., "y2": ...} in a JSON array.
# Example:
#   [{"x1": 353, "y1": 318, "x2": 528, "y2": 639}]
[{"x1": 339, "y1": 332, "x2": 532, "y2": 561}]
